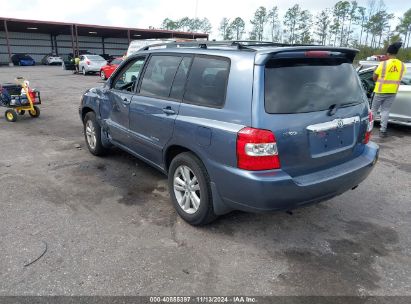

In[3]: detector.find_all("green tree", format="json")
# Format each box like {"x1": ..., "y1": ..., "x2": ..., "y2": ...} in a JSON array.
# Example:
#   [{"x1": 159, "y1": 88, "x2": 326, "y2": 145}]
[
  {"x1": 332, "y1": 1, "x2": 351, "y2": 46},
  {"x1": 364, "y1": 0, "x2": 377, "y2": 46},
  {"x1": 188, "y1": 18, "x2": 202, "y2": 32},
  {"x1": 199, "y1": 18, "x2": 212, "y2": 34},
  {"x1": 178, "y1": 17, "x2": 191, "y2": 31},
  {"x1": 397, "y1": 9, "x2": 411, "y2": 48},
  {"x1": 161, "y1": 18, "x2": 179, "y2": 30},
  {"x1": 345, "y1": 1, "x2": 359, "y2": 45},
  {"x1": 219, "y1": 18, "x2": 233, "y2": 40},
  {"x1": 284, "y1": 4, "x2": 301, "y2": 44},
  {"x1": 268, "y1": 6, "x2": 279, "y2": 42},
  {"x1": 356, "y1": 6, "x2": 367, "y2": 45},
  {"x1": 367, "y1": 10, "x2": 393, "y2": 48},
  {"x1": 229, "y1": 17, "x2": 245, "y2": 40},
  {"x1": 250, "y1": 6, "x2": 268, "y2": 41},
  {"x1": 298, "y1": 10, "x2": 313, "y2": 44},
  {"x1": 315, "y1": 9, "x2": 331, "y2": 45}
]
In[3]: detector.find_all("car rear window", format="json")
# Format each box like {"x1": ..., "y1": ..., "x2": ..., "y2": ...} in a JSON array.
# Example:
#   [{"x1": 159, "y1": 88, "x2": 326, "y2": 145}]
[
  {"x1": 265, "y1": 58, "x2": 366, "y2": 114},
  {"x1": 183, "y1": 56, "x2": 230, "y2": 108}
]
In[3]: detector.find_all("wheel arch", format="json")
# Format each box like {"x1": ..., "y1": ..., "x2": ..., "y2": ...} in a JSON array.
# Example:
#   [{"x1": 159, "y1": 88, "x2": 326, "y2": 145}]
[
  {"x1": 164, "y1": 145, "x2": 192, "y2": 172},
  {"x1": 81, "y1": 106, "x2": 94, "y2": 122}
]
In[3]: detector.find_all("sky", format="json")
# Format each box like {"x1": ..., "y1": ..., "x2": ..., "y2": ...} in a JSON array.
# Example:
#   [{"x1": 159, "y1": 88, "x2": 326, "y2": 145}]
[{"x1": 1, "y1": 0, "x2": 407, "y2": 39}]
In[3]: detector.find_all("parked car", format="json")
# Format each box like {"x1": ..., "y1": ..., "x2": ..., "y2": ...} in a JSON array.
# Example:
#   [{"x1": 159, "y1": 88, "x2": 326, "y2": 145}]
[
  {"x1": 62, "y1": 54, "x2": 75, "y2": 70},
  {"x1": 99, "y1": 57, "x2": 123, "y2": 80},
  {"x1": 365, "y1": 55, "x2": 388, "y2": 61},
  {"x1": 79, "y1": 42, "x2": 379, "y2": 225},
  {"x1": 79, "y1": 54, "x2": 107, "y2": 75},
  {"x1": 358, "y1": 63, "x2": 411, "y2": 126},
  {"x1": 11, "y1": 54, "x2": 35, "y2": 66},
  {"x1": 41, "y1": 54, "x2": 63, "y2": 65},
  {"x1": 99, "y1": 54, "x2": 116, "y2": 63}
]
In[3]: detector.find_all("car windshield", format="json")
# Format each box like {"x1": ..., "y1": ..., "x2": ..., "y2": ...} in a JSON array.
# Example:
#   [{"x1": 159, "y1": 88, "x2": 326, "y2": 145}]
[
  {"x1": 22, "y1": 55, "x2": 32, "y2": 60},
  {"x1": 265, "y1": 58, "x2": 366, "y2": 114},
  {"x1": 87, "y1": 55, "x2": 105, "y2": 61}
]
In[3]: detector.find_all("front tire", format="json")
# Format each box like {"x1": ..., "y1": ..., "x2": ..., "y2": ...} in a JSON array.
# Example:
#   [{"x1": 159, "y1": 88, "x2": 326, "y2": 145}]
[
  {"x1": 168, "y1": 152, "x2": 217, "y2": 226},
  {"x1": 83, "y1": 112, "x2": 107, "y2": 156}
]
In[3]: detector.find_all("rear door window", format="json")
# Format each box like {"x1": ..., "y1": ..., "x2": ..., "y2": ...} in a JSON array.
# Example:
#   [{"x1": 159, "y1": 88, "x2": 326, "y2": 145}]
[
  {"x1": 183, "y1": 56, "x2": 230, "y2": 108},
  {"x1": 265, "y1": 58, "x2": 366, "y2": 114},
  {"x1": 139, "y1": 55, "x2": 182, "y2": 99},
  {"x1": 169, "y1": 57, "x2": 192, "y2": 100}
]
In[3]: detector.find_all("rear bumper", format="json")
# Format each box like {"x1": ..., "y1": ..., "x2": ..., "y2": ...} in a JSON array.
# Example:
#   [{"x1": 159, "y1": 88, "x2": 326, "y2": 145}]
[
  {"x1": 211, "y1": 142, "x2": 379, "y2": 213},
  {"x1": 85, "y1": 66, "x2": 101, "y2": 72}
]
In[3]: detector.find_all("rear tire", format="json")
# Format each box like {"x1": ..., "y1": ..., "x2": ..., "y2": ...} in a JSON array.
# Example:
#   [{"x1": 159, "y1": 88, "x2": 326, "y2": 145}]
[
  {"x1": 83, "y1": 112, "x2": 107, "y2": 156},
  {"x1": 168, "y1": 152, "x2": 217, "y2": 226},
  {"x1": 29, "y1": 106, "x2": 40, "y2": 118}
]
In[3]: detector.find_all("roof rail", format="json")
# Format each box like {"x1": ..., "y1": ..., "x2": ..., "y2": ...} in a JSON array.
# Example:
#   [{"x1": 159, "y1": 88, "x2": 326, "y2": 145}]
[{"x1": 139, "y1": 40, "x2": 317, "y2": 51}]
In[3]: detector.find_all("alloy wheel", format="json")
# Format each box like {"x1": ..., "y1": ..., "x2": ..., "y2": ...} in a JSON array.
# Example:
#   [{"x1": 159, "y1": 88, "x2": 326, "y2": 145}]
[
  {"x1": 85, "y1": 120, "x2": 97, "y2": 150},
  {"x1": 173, "y1": 165, "x2": 201, "y2": 214}
]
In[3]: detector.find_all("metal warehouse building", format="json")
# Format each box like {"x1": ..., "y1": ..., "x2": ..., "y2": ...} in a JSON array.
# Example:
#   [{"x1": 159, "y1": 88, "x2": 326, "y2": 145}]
[{"x1": 0, "y1": 17, "x2": 208, "y2": 65}]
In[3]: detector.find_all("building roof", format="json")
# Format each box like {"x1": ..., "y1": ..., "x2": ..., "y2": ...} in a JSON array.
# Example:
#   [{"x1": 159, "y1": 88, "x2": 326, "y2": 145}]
[{"x1": 0, "y1": 17, "x2": 209, "y2": 40}]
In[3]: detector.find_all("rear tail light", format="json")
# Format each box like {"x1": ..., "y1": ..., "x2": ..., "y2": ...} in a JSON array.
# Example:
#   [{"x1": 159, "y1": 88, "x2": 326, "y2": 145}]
[
  {"x1": 364, "y1": 110, "x2": 373, "y2": 144},
  {"x1": 86, "y1": 60, "x2": 91, "y2": 65},
  {"x1": 237, "y1": 127, "x2": 281, "y2": 171},
  {"x1": 304, "y1": 51, "x2": 330, "y2": 58}
]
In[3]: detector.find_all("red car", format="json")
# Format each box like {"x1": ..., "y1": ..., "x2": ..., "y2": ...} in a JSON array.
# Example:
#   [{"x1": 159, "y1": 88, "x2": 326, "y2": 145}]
[{"x1": 99, "y1": 57, "x2": 123, "y2": 80}]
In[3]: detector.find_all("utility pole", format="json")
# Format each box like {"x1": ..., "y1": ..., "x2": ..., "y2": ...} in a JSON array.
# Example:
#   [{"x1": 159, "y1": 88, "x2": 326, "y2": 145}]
[{"x1": 195, "y1": 0, "x2": 199, "y2": 19}]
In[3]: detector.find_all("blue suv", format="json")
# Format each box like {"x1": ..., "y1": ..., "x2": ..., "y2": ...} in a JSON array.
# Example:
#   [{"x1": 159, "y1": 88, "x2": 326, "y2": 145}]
[{"x1": 80, "y1": 41, "x2": 379, "y2": 225}]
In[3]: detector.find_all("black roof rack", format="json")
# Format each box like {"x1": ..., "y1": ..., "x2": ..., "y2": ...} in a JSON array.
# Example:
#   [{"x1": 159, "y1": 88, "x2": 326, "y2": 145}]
[{"x1": 139, "y1": 40, "x2": 317, "y2": 51}]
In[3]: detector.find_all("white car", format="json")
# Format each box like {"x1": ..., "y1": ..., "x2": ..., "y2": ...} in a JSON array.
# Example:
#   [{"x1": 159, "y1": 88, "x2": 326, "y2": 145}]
[
  {"x1": 358, "y1": 63, "x2": 411, "y2": 127},
  {"x1": 41, "y1": 55, "x2": 63, "y2": 65},
  {"x1": 78, "y1": 55, "x2": 107, "y2": 75}
]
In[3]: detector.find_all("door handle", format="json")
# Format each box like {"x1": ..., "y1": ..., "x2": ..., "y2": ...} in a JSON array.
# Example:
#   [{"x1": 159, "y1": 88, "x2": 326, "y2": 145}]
[
  {"x1": 162, "y1": 107, "x2": 176, "y2": 115},
  {"x1": 122, "y1": 97, "x2": 131, "y2": 105}
]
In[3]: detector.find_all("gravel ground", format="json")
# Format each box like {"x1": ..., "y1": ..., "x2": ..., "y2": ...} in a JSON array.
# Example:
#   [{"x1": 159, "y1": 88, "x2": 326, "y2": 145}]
[{"x1": 0, "y1": 66, "x2": 410, "y2": 296}]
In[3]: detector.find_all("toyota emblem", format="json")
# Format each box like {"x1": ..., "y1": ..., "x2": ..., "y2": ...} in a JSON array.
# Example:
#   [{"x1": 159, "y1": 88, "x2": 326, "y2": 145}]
[{"x1": 337, "y1": 119, "x2": 344, "y2": 128}]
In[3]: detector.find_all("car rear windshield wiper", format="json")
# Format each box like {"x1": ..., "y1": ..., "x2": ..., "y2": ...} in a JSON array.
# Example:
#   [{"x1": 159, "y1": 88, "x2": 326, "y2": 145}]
[{"x1": 328, "y1": 101, "x2": 362, "y2": 116}]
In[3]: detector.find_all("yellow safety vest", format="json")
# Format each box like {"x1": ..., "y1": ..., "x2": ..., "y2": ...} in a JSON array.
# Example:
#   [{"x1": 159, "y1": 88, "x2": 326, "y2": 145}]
[{"x1": 374, "y1": 59, "x2": 406, "y2": 94}]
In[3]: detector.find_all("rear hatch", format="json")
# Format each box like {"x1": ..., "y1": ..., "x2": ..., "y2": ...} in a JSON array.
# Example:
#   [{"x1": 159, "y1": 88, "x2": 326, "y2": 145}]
[{"x1": 255, "y1": 49, "x2": 370, "y2": 177}]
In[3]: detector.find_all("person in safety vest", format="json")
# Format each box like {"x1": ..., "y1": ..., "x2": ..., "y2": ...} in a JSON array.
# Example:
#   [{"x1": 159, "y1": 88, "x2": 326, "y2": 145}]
[
  {"x1": 74, "y1": 53, "x2": 80, "y2": 74},
  {"x1": 372, "y1": 42, "x2": 407, "y2": 138}
]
